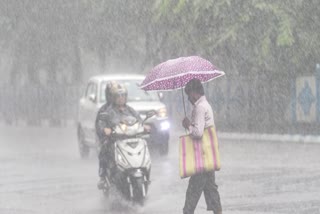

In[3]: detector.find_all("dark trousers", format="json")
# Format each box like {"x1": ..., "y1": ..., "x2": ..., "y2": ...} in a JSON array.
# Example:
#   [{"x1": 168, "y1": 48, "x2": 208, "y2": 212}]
[
  {"x1": 98, "y1": 142, "x2": 114, "y2": 177},
  {"x1": 183, "y1": 171, "x2": 222, "y2": 214}
]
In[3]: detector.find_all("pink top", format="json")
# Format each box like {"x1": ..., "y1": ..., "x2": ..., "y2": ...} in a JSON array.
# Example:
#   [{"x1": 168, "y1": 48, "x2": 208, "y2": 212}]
[{"x1": 188, "y1": 96, "x2": 215, "y2": 138}]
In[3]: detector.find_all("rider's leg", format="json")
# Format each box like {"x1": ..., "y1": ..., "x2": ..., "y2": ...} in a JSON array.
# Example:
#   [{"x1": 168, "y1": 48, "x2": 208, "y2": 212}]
[{"x1": 97, "y1": 142, "x2": 109, "y2": 189}]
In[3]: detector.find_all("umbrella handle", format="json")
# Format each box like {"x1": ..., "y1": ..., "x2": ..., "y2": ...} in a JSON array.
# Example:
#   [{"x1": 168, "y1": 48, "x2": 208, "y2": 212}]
[
  {"x1": 181, "y1": 89, "x2": 186, "y2": 117},
  {"x1": 181, "y1": 89, "x2": 188, "y2": 134}
]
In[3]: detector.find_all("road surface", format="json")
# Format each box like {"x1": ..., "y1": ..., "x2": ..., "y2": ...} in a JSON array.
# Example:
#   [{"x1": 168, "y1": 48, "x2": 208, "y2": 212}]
[{"x1": 1, "y1": 124, "x2": 320, "y2": 214}]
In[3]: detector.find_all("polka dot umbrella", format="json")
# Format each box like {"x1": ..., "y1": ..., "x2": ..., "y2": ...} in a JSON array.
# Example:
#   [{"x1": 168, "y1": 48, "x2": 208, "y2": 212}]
[
  {"x1": 140, "y1": 56, "x2": 225, "y2": 91},
  {"x1": 140, "y1": 56, "x2": 225, "y2": 115}
]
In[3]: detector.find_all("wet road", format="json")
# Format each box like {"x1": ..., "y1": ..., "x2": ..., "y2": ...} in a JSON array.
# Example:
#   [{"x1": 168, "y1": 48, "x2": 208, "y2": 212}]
[{"x1": 1, "y1": 125, "x2": 320, "y2": 214}]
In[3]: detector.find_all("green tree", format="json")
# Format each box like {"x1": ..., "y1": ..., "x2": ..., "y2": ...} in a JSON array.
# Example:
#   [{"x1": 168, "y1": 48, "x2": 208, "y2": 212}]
[{"x1": 152, "y1": 0, "x2": 320, "y2": 76}]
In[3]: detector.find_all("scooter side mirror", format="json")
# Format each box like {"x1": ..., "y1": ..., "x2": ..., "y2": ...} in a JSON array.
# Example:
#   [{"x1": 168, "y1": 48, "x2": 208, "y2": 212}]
[
  {"x1": 143, "y1": 110, "x2": 156, "y2": 123},
  {"x1": 146, "y1": 110, "x2": 156, "y2": 118}
]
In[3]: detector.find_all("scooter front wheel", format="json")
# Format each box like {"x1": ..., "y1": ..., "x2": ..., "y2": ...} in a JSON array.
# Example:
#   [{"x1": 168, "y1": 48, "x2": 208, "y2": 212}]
[{"x1": 132, "y1": 177, "x2": 146, "y2": 205}]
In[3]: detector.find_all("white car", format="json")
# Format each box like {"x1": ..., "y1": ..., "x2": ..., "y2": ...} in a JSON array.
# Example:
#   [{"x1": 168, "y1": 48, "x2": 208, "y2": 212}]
[{"x1": 77, "y1": 74, "x2": 170, "y2": 158}]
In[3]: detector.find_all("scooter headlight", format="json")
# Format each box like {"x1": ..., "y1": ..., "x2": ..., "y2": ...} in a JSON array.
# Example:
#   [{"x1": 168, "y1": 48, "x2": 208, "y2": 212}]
[
  {"x1": 125, "y1": 123, "x2": 140, "y2": 135},
  {"x1": 132, "y1": 123, "x2": 139, "y2": 130}
]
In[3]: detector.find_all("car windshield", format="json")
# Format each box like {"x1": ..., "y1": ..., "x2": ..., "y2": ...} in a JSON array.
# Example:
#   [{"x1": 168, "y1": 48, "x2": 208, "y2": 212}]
[{"x1": 100, "y1": 79, "x2": 159, "y2": 103}]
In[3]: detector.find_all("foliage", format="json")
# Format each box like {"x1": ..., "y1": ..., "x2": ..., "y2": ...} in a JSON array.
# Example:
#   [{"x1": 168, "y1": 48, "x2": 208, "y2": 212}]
[
  {"x1": 152, "y1": 0, "x2": 319, "y2": 76},
  {"x1": 0, "y1": 0, "x2": 319, "y2": 85}
]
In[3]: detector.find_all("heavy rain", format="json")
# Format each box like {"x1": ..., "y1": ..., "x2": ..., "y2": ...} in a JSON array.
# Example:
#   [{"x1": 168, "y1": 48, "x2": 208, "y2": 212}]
[{"x1": 0, "y1": 1, "x2": 320, "y2": 214}]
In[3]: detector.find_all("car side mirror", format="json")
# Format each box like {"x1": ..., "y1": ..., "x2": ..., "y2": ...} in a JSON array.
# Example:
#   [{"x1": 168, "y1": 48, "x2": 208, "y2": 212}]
[{"x1": 89, "y1": 94, "x2": 96, "y2": 103}]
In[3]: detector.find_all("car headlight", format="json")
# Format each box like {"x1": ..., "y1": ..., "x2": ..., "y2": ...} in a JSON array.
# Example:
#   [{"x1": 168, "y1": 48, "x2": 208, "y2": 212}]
[
  {"x1": 160, "y1": 121, "x2": 170, "y2": 130},
  {"x1": 157, "y1": 108, "x2": 167, "y2": 118}
]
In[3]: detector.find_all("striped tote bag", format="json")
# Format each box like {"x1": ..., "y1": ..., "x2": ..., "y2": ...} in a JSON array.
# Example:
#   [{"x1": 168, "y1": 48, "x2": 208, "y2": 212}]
[{"x1": 179, "y1": 126, "x2": 221, "y2": 179}]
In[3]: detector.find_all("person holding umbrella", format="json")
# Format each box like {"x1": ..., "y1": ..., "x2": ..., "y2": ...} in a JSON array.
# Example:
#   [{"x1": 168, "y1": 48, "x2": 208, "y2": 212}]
[
  {"x1": 181, "y1": 78, "x2": 222, "y2": 214},
  {"x1": 140, "y1": 56, "x2": 225, "y2": 214}
]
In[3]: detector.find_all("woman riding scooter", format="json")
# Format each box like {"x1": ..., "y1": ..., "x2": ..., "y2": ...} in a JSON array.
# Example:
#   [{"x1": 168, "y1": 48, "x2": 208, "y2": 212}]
[{"x1": 95, "y1": 82, "x2": 150, "y2": 190}]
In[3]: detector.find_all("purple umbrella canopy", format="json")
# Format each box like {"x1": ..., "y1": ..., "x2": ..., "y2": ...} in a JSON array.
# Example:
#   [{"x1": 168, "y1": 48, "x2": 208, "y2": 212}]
[{"x1": 140, "y1": 56, "x2": 225, "y2": 91}]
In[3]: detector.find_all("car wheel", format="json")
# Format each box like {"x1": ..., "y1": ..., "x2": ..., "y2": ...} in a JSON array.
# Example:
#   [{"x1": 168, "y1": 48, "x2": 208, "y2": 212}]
[{"x1": 78, "y1": 127, "x2": 90, "y2": 159}]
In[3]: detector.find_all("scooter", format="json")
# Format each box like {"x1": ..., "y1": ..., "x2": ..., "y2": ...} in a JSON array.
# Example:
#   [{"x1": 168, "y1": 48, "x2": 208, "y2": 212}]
[{"x1": 100, "y1": 111, "x2": 154, "y2": 205}]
